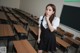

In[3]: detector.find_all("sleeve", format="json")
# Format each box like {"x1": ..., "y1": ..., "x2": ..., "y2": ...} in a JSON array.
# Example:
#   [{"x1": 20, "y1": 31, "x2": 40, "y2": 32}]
[
  {"x1": 52, "y1": 17, "x2": 60, "y2": 30},
  {"x1": 38, "y1": 16, "x2": 43, "y2": 27}
]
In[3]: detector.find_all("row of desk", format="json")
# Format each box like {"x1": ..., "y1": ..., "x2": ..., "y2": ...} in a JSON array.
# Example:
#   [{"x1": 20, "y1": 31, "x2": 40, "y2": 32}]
[
  {"x1": 13, "y1": 9, "x2": 39, "y2": 25},
  {"x1": 0, "y1": 6, "x2": 37, "y2": 53},
  {"x1": 0, "y1": 6, "x2": 16, "y2": 14}
]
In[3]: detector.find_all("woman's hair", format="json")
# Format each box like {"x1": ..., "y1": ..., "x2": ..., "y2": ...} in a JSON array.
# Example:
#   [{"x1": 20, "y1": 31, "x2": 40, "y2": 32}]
[{"x1": 44, "y1": 4, "x2": 56, "y2": 23}]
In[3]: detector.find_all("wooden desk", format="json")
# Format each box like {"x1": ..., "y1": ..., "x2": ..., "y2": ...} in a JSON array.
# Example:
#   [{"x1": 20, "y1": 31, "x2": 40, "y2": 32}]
[
  {"x1": 66, "y1": 37, "x2": 80, "y2": 45},
  {"x1": 0, "y1": 24, "x2": 14, "y2": 36},
  {"x1": 56, "y1": 27, "x2": 65, "y2": 37},
  {"x1": 7, "y1": 13, "x2": 18, "y2": 22},
  {"x1": 4, "y1": 7, "x2": 9, "y2": 13},
  {"x1": 65, "y1": 36, "x2": 80, "y2": 53},
  {"x1": 13, "y1": 40, "x2": 37, "y2": 53},
  {"x1": 14, "y1": 13, "x2": 21, "y2": 18},
  {"x1": 13, "y1": 24, "x2": 27, "y2": 34},
  {"x1": 28, "y1": 25, "x2": 38, "y2": 40},
  {"x1": 25, "y1": 13, "x2": 38, "y2": 25},
  {"x1": 10, "y1": 8, "x2": 16, "y2": 14},
  {"x1": 13, "y1": 24, "x2": 28, "y2": 39},
  {"x1": 75, "y1": 37, "x2": 80, "y2": 41},
  {"x1": 7, "y1": 8, "x2": 15, "y2": 14},
  {"x1": 19, "y1": 18, "x2": 28, "y2": 24},
  {"x1": 7, "y1": 13, "x2": 13, "y2": 17},
  {"x1": 29, "y1": 26, "x2": 38, "y2": 36},
  {"x1": 0, "y1": 12, "x2": 8, "y2": 20},
  {"x1": 18, "y1": 17, "x2": 28, "y2": 29},
  {"x1": 56, "y1": 36, "x2": 71, "y2": 53},
  {"x1": 64, "y1": 32, "x2": 74, "y2": 38},
  {"x1": 56, "y1": 36, "x2": 70, "y2": 49},
  {"x1": 0, "y1": 24, "x2": 15, "y2": 53}
]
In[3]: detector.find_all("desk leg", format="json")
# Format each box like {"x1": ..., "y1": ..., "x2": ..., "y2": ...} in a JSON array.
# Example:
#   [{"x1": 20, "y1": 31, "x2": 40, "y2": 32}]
[
  {"x1": 62, "y1": 47, "x2": 69, "y2": 53},
  {"x1": 7, "y1": 38, "x2": 9, "y2": 53},
  {"x1": 27, "y1": 28, "x2": 30, "y2": 40},
  {"x1": 12, "y1": 44, "x2": 16, "y2": 53},
  {"x1": 75, "y1": 47, "x2": 79, "y2": 53},
  {"x1": 23, "y1": 23, "x2": 28, "y2": 30}
]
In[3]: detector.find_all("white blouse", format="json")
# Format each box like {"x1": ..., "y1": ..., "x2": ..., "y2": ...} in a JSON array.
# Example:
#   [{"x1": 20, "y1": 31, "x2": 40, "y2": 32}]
[{"x1": 39, "y1": 16, "x2": 60, "y2": 30}]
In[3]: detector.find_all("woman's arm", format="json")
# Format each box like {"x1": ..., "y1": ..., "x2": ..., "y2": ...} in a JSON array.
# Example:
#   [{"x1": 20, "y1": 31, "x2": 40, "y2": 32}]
[
  {"x1": 38, "y1": 27, "x2": 41, "y2": 38},
  {"x1": 37, "y1": 27, "x2": 41, "y2": 43},
  {"x1": 37, "y1": 16, "x2": 42, "y2": 43},
  {"x1": 46, "y1": 16, "x2": 60, "y2": 32}
]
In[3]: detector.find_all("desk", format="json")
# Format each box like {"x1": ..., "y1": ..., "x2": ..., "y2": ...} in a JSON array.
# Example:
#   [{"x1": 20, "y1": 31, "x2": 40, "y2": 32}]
[
  {"x1": 7, "y1": 13, "x2": 13, "y2": 17},
  {"x1": 66, "y1": 36, "x2": 80, "y2": 53},
  {"x1": 64, "y1": 32, "x2": 74, "y2": 38},
  {"x1": 15, "y1": 9, "x2": 39, "y2": 25},
  {"x1": 13, "y1": 24, "x2": 28, "y2": 39},
  {"x1": 66, "y1": 37, "x2": 80, "y2": 46},
  {"x1": 4, "y1": 7, "x2": 9, "y2": 13},
  {"x1": 17, "y1": 17, "x2": 28, "y2": 29},
  {"x1": 7, "y1": 8, "x2": 15, "y2": 14},
  {"x1": 28, "y1": 25, "x2": 38, "y2": 40},
  {"x1": 24, "y1": 13, "x2": 38, "y2": 25},
  {"x1": 56, "y1": 27, "x2": 65, "y2": 38},
  {"x1": 0, "y1": 12, "x2": 9, "y2": 24},
  {"x1": 0, "y1": 24, "x2": 14, "y2": 36},
  {"x1": 56, "y1": 36, "x2": 70, "y2": 53},
  {"x1": 13, "y1": 40, "x2": 37, "y2": 53},
  {"x1": 75, "y1": 37, "x2": 80, "y2": 41},
  {"x1": 13, "y1": 13, "x2": 21, "y2": 18},
  {"x1": 13, "y1": 24, "x2": 27, "y2": 34},
  {"x1": 28, "y1": 25, "x2": 38, "y2": 47},
  {"x1": 29, "y1": 26, "x2": 38, "y2": 36},
  {"x1": 19, "y1": 18, "x2": 28, "y2": 24},
  {"x1": 0, "y1": 12, "x2": 8, "y2": 20},
  {"x1": 0, "y1": 24, "x2": 15, "y2": 53},
  {"x1": 7, "y1": 13, "x2": 18, "y2": 24},
  {"x1": 56, "y1": 36, "x2": 70, "y2": 49}
]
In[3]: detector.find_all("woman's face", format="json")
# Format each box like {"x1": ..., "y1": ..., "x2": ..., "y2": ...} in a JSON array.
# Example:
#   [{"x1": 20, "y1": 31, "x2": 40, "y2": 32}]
[{"x1": 45, "y1": 6, "x2": 54, "y2": 17}]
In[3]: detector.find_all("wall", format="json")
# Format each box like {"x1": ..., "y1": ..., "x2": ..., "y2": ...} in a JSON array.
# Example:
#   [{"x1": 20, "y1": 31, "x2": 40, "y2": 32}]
[
  {"x1": 20, "y1": 0, "x2": 80, "y2": 38},
  {"x1": 0, "y1": 0, "x2": 20, "y2": 8},
  {"x1": 20, "y1": 0, "x2": 63, "y2": 17}
]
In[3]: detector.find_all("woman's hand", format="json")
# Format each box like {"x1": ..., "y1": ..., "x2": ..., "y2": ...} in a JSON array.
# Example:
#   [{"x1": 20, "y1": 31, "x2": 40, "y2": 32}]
[
  {"x1": 37, "y1": 38, "x2": 40, "y2": 43},
  {"x1": 45, "y1": 15, "x2": 50, "y2": 21}
]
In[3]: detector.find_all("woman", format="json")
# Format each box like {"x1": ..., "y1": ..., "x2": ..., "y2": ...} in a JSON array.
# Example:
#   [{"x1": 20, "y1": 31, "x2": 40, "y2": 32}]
[{"x1": 37, "y1": 4, "x2": 60, "y2": 53}]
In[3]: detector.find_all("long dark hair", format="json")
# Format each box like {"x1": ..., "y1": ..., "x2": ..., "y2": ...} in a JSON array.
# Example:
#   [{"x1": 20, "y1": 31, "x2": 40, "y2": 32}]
[{"x1": 44, "y1": 4, "x2": 56, "y2": 23}]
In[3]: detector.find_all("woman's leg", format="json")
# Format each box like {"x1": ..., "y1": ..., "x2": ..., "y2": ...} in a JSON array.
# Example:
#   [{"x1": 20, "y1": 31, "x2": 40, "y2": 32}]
[{"x1": 38, "y1": 50, "x2": 43, "y2": 53}]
